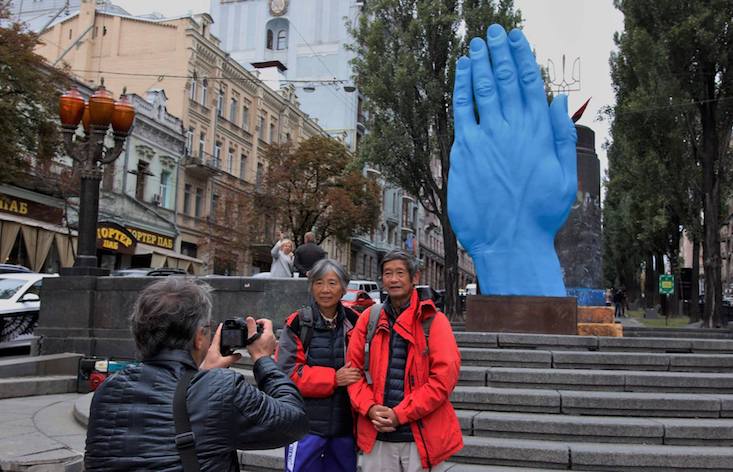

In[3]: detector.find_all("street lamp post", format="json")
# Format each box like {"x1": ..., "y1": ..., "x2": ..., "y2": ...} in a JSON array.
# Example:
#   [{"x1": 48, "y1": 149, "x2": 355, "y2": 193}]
[{"x1": 58, "y1": 81, "x2": 135, "y2": 275}]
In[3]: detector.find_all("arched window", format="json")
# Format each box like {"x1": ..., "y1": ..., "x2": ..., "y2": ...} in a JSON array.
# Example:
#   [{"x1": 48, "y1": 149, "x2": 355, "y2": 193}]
[
  {"x1": 276, "y1": 30, "x2": 287, "y2": 50},
  {"x1": 266, "y1": 29, "x2": 274, "y2": 49}
]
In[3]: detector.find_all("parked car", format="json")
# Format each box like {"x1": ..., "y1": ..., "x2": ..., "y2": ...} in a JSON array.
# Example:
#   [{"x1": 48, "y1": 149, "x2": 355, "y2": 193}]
[
  {"x1": 110, "y1": 267, "x2": 186, "y2": 277},
  {"x1": 0, "y1": 264, "x2": 32, "y2": 274},
  {"x1": 0, "y1": 273, "x2": 59, "y2": 344},
  {"x1": 341, "y1": 289, "x2": 376, "y2": 312},
  {"x1": 348, "y1": 280, "x2": 380, "y2": 293}
]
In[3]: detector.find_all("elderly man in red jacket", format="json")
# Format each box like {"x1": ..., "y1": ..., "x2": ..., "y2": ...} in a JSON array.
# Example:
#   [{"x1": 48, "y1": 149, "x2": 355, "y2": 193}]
[{"x1": 347, "y1": 249, "x2": 462, "y2": 471}]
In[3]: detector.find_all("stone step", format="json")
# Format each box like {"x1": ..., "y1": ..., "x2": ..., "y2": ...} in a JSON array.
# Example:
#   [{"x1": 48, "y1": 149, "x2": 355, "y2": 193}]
[
  {"x1": 454, "y1": 331, "x2": 733, "y2": 353},
  {"x1": 0, "y1": 375, "x2": 76, "y2": 399},
  {"x1": 0, "y1": 353, "x2": 82, "y2": 378},
  {"x1": 463, "y1": 410, "x2": 733, "y2": 446},
  {"x1": 237, "y1": 447, "x2": 566, "y2": 472},
  {"x1": 451, "y1": 386, "x2": 733, "y2": 418},
  {"x1": 458, "y1": 436, "x2": 733, "y2": 470},
  {"x1": 552, "y1": 351, "x2": 733, "y2": 372},
  {"x1": 624, "y1": 326, "x2": 733, "y2": 339},
  {"x1": 239, "y1": 436, "x2": 733, "y2": 470},
  {"x1": 483, "y1": 367, "x2": 733, "y2": 393}
]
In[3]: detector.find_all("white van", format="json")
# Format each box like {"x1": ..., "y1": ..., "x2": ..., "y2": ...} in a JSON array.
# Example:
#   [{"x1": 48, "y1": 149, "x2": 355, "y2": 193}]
[
  {"x1": 348, "y1": 280, "x2": 379, "y2": 293},
  {"x1": 466, "y1": 283, "x2": 477, "y2": 296}
]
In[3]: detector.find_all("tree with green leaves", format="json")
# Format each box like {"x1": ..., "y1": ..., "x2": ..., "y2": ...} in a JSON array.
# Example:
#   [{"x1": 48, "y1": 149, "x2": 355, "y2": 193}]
[
  {"x1": 349, "y1": 0, "x2": 521, "y2": 319},
  {"x1": 605, "y1": 0, "x2": 732, "y2": 326},
  {"x1": 256, "y1": 135, "x2": 380, "y2": 247},
  {"x1": 0, "y1": 6, "x2": 65, "y2": 183}
]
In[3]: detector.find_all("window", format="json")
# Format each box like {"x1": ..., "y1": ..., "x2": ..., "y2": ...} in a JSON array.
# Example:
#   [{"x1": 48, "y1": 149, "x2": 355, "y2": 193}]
[
  {"x1": 185, "y1": 128, "x2": 193, "y2": 155},
  {"x1": 198, "y1": 132, "x2": 206, "y2": 158},
  {"x1": 184, "y1": 184, "x2": 192, "y2": 215},
  {"x1": 256, "y1": 162, "x2": 264, "y2": 190},
  {"x1": 242, "y1": 104, "x2": 250, "y2": 130},
  {"x1": 213, "y1": 142, "x2": 222, "y2": 167},
  {"x1": 229, "y1": 98, "x2": 238, "y2": 124},
  {"x1": 135, "y1": 160, "x2": 149, "y2": 201},
  {"x1": 211, "y1": 193, "x2": 219, "y2": 217},
  {"x1": 216, "y1": 92, "x2": 224, "y2": 117},
  {"x1": 266, "y1": 29, "x2": 274, "y2": 49},
  {"x1": 258, "y1": 115, "x2": 265, "y2": 140},
  {"x1": 270, "y1": 121, "x2": 277, "y2": 143},
  {"x1": 227, "y1": 148, "x2": 234, "y2": 173},
  {"x1": 189, "y1": 78, "x2": 196, "y2": 100},
  {"x1": 201, "y1": 79, "x2": 208, "y2": 106},
  {"x1": 239, "y1": 154, "x2": 247, "y2": 179},
  {"x1": 195, "y1": 187, "x2": 203, "y2": 217},
  {"x1": 276, "y1": 30, "x2": 287, "y2": 50},
  {"x1": 160, "y1": 171, "x2": 170, "y2": 208}
]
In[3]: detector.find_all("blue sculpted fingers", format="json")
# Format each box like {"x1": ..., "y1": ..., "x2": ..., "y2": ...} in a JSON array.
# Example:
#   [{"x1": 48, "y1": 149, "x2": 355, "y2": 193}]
[
  {"x1": 486, "y1": 24, "x2": 521, "y2": 125},
  {"x1": 507, "y1": 28, "x2": 547, "y2": 118},
  {"x1": 549, "y1": 94, "x2": 578, "y2": 204},
  {"x1": 453, "y1": 56, "x2": 478, "y2": 139},
  {"x1": 469, "y1": 37, "x2": 502, "y2": 134}
]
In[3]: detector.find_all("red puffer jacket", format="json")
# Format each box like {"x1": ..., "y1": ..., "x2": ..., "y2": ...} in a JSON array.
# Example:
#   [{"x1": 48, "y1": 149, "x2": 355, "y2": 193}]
[{"x1": 346, "y1": 289, "x2": 463, "y2": 468}]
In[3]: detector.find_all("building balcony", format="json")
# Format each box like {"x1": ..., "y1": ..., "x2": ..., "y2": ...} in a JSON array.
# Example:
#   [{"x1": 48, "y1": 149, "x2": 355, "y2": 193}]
[{"x1": 182, "y1": 155, "x2": 218, "y2": 179}]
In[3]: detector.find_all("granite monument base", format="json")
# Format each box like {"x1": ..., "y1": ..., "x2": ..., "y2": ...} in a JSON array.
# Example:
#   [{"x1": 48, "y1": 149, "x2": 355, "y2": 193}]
[
  {"x1": 35, "y1": 276, "x2": 310, "y2": 359},
  {"x1": 466, "y1": 294, "x2": 578, "y2": 335}
]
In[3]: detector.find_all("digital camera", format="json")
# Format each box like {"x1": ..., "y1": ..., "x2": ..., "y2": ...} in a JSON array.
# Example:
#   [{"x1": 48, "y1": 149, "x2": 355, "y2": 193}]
[{"x1": 220, "y1": 317, "x2": 263, "y2": 356}]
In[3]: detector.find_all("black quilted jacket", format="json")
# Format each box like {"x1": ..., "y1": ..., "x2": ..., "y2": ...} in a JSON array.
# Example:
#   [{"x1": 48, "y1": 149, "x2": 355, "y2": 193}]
[{"x1": 84, "y1": 350, "x2": 308, "y2": 471}]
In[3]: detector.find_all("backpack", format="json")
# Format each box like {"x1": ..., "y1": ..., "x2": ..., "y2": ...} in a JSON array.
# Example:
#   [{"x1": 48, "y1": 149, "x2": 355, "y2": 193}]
[{"x1": 362, "y1": 303, "x2": 434, "y2": 385}]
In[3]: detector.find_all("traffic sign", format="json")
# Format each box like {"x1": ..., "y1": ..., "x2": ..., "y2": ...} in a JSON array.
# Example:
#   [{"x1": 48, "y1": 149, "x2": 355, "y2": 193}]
[{"x1": 659, "y1": 274, "x2": 674, "y2": 295}]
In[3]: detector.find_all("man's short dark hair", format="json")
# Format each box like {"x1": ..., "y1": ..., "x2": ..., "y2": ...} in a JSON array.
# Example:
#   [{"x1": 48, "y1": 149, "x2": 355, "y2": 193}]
[
  {"x1": 130, "y1": 278, "x2": 213, "y2": 359},
  {"x1": 380, "y1": 249, "x2": 419, "y2": 279}
]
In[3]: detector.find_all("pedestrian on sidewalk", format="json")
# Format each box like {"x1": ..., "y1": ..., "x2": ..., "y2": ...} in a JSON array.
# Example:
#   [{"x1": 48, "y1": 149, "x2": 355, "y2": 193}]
[
  {"x1": 293, "y1": 231, "x2": 326, "y2": 277},
  {"x1": 346, "y1": 250, "x2": 462, "y2": 472},
  {"x1": 84, "y1": 278, "x2": 308, "y2": 471},
  {"x1": 276, "y1": 259, "x2": 361, "y2": 472},
  {"x1": 271, "y1": 231, "x2": 295, "y2": 277}
]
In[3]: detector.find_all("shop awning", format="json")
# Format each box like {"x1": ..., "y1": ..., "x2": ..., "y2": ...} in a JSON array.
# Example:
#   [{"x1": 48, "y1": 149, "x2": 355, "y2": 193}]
[{"x1": 134, "y1": 243, "x2": 204, "y2": 274}]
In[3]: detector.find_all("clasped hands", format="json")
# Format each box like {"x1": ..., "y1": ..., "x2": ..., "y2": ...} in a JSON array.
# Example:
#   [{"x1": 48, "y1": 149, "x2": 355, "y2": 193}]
[{"x1": 367, "y1": 404, "x2": 399, "y2": 432}]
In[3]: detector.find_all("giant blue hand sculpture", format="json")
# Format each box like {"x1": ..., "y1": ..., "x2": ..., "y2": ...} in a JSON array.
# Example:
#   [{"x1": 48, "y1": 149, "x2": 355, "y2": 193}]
[{"x1": 448, "y1": 25, "x2": 578, "y2": 297}]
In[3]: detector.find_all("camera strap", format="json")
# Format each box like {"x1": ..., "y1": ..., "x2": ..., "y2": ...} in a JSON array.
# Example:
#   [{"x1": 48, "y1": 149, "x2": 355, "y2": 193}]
[{"x1": 174, "y1": 369, "x2": 201, "y2": 472}]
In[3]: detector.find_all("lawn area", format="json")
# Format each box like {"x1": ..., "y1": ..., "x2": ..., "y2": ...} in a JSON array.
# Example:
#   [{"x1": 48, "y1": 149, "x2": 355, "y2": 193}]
[{"x1": 626, "y1": 309, "x2": 690, "y2": 328}]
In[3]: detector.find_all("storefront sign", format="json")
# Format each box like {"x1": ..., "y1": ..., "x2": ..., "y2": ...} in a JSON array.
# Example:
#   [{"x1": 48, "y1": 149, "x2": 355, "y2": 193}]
[
  {"x1": 97, "y1": 222, "x2": 136, "y2": 255},
  {"x1": 0, "y1": 193, "x2": 64, "y2": 225},
  {"x1": 126, "y1": 226, "x2": 175, "y2": 250}
]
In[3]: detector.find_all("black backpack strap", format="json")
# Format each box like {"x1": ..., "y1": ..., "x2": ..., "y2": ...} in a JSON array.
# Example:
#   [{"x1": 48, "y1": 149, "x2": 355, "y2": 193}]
[
  {"x1": 174, "y1": 369, "x2": 200, "y2": 472},
  {"x1": 298, "y1": 307, "x2": 314, "y2": 354},
  {"x1": 422, "y1": 316, "x2": 434, "y2": 356}
]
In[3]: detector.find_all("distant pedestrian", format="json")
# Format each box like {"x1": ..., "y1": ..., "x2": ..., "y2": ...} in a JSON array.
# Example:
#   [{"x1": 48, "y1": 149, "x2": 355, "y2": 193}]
[
  {"x1": 613, "y1": 288, "x2": 624, "y2": 318},
  {"x1": 271, "y1": 232, "x2": 295, "y2": 278},
  {"x1": 294, "y1": 232, "x2": 326, "y2": 277}
]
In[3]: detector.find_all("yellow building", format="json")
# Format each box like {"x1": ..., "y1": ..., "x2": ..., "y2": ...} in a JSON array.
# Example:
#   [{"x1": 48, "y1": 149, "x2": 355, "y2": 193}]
[{"x1": 37, "y1": 0, "x2": 337, "y2": 274}]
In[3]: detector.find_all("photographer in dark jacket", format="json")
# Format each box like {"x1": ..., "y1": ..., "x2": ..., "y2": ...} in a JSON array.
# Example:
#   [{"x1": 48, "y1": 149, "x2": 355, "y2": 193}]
[
  {"x1": 293, "y1": 231, "x2": 326, "y2": 277},
  {"x1": 84, "y1": 278, "x2": 308, "y2": 472}
]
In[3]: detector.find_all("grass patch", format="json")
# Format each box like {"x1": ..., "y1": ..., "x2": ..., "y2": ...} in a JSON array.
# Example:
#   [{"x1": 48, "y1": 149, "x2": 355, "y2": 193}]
[{"x1": 626, "y1": 309, "x2": 690, "y2": 328}]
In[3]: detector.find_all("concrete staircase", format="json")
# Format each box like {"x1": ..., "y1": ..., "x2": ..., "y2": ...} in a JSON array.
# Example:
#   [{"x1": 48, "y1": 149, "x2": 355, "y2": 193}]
[
  {"x1": 0, "y1": 353, "x2": 81, "y2": 399},
  {"x1": 236, "y1": 331, "x2": 733, "y2": 471}
]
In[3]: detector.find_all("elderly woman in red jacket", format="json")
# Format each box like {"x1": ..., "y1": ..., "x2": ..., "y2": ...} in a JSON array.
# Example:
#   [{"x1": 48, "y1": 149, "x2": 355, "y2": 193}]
[{"x1": 276, "y1": 258, "x2": 361, "y2": 472}]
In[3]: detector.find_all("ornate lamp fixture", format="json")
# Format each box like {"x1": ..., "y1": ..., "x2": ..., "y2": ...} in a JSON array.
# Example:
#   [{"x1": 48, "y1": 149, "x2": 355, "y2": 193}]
[{"x1": 58, "y1": 80, "x2": 135, "y2": 275}]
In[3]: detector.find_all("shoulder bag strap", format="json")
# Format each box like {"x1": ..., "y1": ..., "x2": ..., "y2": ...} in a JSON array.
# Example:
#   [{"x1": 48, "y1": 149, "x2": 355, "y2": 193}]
[{"x1": 174, "y1": 369, "x2": 201, "y2": 472}]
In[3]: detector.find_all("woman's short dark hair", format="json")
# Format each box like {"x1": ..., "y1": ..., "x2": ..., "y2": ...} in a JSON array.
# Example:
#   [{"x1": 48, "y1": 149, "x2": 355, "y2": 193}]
[
  {"x1": 380, "y1": 249, "x2": 419, "y2": 278},
  {"x1": 130, "y1": 278, "x2": 213, "y2": 359}
]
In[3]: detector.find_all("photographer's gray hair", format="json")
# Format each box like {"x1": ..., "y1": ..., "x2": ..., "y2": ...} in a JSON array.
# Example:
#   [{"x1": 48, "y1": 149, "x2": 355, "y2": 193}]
[
  {"x1": 308, "y1": 258, "x2": 349, "y2": 292},
  {"x1": 130, "y1": 278, "x2": 213, "y2": 358}
]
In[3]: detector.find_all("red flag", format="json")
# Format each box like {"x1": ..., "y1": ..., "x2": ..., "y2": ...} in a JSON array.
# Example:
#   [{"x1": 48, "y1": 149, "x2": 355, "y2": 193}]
[{"x1": 571, "y1": 97, "x2": 591, "y2": 123}]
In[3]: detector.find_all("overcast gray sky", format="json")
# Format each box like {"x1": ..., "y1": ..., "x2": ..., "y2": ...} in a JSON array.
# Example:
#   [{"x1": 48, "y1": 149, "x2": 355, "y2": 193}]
[{"x1": 114, "y1": 0, "x2": 623, "y2": 178}]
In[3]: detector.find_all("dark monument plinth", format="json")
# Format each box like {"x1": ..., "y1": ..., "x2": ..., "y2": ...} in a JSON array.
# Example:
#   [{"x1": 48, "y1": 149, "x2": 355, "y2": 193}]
[
  {"x1": 466, "y1": 295, "x2": 578, "y2": 335},
  {"x1": 35, "y1": 275, "x2": 310, "y2": 359}
]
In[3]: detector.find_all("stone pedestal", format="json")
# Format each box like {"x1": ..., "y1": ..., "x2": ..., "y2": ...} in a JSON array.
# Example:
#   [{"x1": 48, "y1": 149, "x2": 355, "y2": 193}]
[
  {"x1": 466, "y1": 295, "x2": 577, "y2": 335},
  {"x1": 35, "y1": 276, "x2": 310, "y2": 359}
]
